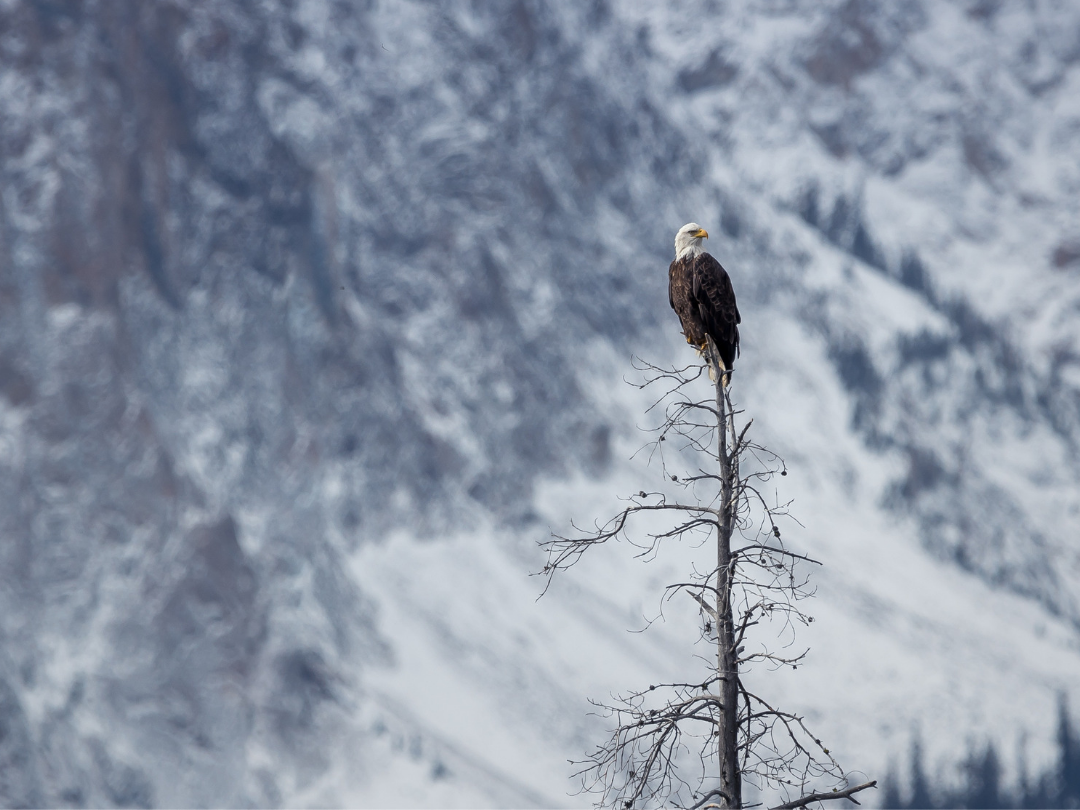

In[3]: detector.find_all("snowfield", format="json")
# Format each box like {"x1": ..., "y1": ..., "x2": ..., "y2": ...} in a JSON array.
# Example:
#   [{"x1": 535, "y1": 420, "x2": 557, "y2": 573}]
[{"x1": 0, "y1": 0, "x2": 1078, "y2": 805}]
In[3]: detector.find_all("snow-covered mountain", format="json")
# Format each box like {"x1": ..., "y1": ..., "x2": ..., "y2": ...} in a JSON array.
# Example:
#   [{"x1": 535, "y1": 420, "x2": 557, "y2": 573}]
[{"x1": 1, "y1": 0, "x2": 1079, "y2": 805}]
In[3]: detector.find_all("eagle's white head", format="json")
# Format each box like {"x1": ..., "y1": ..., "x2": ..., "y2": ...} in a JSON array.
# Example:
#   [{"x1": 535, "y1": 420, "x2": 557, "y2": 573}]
[{"x1": 674, "y1": 222, "x2": 709, "y2": 261}]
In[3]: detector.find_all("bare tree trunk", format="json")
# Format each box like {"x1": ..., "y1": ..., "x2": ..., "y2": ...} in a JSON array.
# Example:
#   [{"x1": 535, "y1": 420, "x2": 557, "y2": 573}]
[
  {"x1": 539, "y1": 352, "x2": 876, "y2": 810},
  {"x1": 714, "y1": 353, "x2": 741, "y2": 809}
]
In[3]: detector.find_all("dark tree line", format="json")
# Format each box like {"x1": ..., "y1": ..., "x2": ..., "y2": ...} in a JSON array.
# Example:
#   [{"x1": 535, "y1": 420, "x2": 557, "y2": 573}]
[{"x1": 884, "y1": 697, "x2": 1080, "y2": 809}]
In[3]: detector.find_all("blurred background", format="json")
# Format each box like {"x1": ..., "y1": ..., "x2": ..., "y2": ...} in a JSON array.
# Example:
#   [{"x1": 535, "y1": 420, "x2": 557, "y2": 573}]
[{"x1": 1, "y1": 0, "x2": 1080, "y2": 806}]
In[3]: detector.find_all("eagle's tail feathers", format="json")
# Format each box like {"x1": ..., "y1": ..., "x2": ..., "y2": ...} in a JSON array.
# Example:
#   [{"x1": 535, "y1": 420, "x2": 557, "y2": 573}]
[{"x1": 717, "y1": 356, "x2": 731, "y2": 389}]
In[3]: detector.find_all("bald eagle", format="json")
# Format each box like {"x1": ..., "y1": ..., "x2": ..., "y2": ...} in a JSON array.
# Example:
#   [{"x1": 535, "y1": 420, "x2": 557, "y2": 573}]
[{"x1": 668, "y1": 223, "x2": 741, "y2": 387}]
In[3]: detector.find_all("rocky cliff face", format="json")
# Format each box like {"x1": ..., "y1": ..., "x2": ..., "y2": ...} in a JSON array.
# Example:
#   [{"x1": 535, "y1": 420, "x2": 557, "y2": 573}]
[{"x1": 1, "y1": 0, "x2": 1079, "y2": 805}]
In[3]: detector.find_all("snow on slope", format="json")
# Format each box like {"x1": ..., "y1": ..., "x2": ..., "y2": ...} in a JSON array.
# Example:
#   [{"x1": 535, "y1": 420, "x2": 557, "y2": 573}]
[
  {"x1": 1, "y1": 0, "x2": 1079, "y2": 806},
  {"x1": 348, "y1": 319, "x2": 1080, "y2": 807},
  {"x1": 620, "y1": 0, "x2": 1080, "y2": 621}
]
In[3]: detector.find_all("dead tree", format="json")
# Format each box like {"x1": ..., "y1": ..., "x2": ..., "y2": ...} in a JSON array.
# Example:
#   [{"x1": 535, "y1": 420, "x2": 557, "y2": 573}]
[{"x1": 539, "y1": 347, "x2": 876, "y2": 809}]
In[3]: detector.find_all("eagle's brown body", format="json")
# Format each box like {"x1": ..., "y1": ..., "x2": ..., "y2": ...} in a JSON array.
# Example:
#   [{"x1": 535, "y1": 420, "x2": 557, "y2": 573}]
[{"x1": 669, "y1": 251, "x2": 741, "y2": 384}]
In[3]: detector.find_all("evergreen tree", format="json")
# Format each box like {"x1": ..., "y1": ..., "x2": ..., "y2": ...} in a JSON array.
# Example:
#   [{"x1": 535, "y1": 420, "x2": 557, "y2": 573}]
[
  {"x1": 955, "y1": 743, "x2": 1004, "y2": 809},
  {"x1": 1055, "y1": 695, "x2": 1080, "y2": 808},
  {"x1": 908, "y1": 737, "x2": 933, "y2": 810}
]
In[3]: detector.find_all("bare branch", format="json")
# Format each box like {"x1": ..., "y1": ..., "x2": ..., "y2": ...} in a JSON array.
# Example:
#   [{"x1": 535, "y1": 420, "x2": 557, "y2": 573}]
[
  {"x1": 768, "y1": 781, "x2": 878, "y2": 810},
  {"x1": 688, "y1": 590, "x2": 719, "y2": 622}
]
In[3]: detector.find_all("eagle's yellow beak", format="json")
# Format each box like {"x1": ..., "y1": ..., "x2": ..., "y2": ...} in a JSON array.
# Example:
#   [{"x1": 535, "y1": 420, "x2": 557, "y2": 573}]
[{"x1": 693, "y1": 228, "x2": 709, "y2": 239}]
